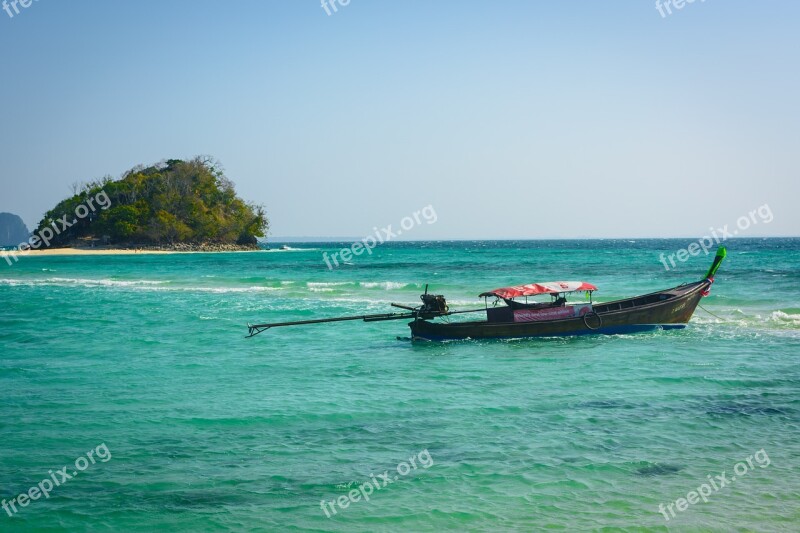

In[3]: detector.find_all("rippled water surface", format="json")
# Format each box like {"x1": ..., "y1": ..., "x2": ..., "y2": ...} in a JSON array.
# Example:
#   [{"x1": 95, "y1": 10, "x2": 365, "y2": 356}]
[{"x1": 1, "y1": 239, "x2": 798, "y2": 531}]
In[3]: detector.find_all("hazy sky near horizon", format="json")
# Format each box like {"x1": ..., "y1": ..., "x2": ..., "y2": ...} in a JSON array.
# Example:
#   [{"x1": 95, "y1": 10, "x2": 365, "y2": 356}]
[{"x1": 0, "y1": 1, "x2": 797, "y2": 239}]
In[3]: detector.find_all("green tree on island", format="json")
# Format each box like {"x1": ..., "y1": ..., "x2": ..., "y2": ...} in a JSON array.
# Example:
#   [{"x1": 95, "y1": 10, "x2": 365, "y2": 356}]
[{"x1": 35, "y1": 157, "x2": 268, "y2": 248}]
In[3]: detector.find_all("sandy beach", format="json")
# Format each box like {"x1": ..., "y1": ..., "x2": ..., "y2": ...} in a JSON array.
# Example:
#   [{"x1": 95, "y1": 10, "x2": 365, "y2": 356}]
[{"x1": 20, "y1": 248, "x2": 174, "y2": 257}]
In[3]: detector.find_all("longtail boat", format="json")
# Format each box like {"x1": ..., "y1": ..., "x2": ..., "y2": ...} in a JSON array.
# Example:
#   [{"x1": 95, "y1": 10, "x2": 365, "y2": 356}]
[{"x1": 246, "y1": 247, "x2": 726, "y2": 341}]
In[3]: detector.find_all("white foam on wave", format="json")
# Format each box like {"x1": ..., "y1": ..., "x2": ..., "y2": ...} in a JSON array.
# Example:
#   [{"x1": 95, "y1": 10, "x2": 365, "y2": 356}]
[
  {"x1": 691, "y1": 314, "x2": 721, "y2": 324},
  {"x1": 306, "y1": 282, "x2": 352, "y2": 289},
  {"x1": 693, "y1": 307, "x2": 800, "y2": 330},
  {"x1": 304, "y1": 281, "x2": 415, "y2": 291},
  {"x1": 191, "y1": 286, "x2": 282, "y2": 294},
  {"x1": 0, "y1": 277, "x2": 284, "y2": 294},
  {"x1": 359, "y1": 281, "x2": 410, "y2": 290},
  {"x1": 768, "y1": 311, "x2": 800, "y2": 326},
  {"x1": 54, "y1": 277, "x2": 167, "y2": 287},
  {"x1": 0, "y1": 277, "x2": 168, "y2": 288}
]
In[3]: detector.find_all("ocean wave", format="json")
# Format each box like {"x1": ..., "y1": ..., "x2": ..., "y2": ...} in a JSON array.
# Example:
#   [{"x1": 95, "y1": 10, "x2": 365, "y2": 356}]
[
  {"x1": 189, "y1": 286, "x2": 282, "y2": 294},
  {"x1": 768, "y1": 311, "x2": 800, "y2": 327},
  {"x1": 359, "y1": 281, "x2": 411, "y2": 290},
  {"x1": 303, "y1": 281, "x2": 416, "y2": 290},
  {"x1": 0, "y1": 277, "x2": 168, "y2": 288},
  {"x1": 0, "y1": 276, "x2": 416, "y2": 297},
  {"x1": 690, "y1": 307, "x2": 800, "y2": 331},
  {"x1": 265, "y1": 247, "x2": 320, "y2": 252},
  {"x1": 0, "y1": 277, "x2": 283, "y2": 294}
]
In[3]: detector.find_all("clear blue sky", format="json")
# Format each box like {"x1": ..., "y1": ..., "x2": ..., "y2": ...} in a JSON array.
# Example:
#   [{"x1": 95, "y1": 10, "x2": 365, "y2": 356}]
[{"x1": 1, "y1": 0, "x2": 797, "y2": 238}]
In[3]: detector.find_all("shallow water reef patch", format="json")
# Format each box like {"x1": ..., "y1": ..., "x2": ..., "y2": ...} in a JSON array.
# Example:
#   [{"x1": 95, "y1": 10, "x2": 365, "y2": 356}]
[{"x1": 635, "y1": 463, "x2": 682, "y2": 477}]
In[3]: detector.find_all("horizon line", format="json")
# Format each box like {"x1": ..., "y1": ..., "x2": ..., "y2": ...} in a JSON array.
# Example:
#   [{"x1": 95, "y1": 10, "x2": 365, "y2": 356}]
[{"x1": 266, "y1": 235, "x2": 800, "y2": 242}]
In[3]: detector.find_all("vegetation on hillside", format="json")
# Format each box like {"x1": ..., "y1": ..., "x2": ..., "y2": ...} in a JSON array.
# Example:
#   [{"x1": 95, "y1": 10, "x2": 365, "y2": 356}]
[{"x1": 35, "y1": 157, "x2": 268, "y2": 247}]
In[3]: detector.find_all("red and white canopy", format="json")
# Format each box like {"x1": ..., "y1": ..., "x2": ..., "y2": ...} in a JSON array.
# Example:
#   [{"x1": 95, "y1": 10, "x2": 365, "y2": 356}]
[{"x1": 479, "y1": 281, "x2": 598, "y2": 299}]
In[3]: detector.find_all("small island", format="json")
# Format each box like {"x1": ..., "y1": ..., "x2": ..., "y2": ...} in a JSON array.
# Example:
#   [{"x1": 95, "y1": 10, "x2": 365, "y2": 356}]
[
  {"x1": 0, "y1": 212, "x2": 30, "y2": 246},
  {"x1": 31, "y1": 157, "x2": 268, "y2": 253}
]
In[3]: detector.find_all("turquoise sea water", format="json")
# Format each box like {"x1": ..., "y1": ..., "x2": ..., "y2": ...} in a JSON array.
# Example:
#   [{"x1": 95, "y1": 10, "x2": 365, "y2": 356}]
[{"x1": 1, "y1": 239, "x2": 799, "y2": 531}]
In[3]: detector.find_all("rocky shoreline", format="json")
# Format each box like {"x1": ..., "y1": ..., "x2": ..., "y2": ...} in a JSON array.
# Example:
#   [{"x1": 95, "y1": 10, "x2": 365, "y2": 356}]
[{"x1": 110, "y1": 242, "x2": 262, "y2": 252}]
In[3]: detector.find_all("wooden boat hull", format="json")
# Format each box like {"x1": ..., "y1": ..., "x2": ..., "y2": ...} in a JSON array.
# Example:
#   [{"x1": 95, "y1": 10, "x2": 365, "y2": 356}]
[{"x1": 408, "y1": 280, "x2": 710, "y2": 341}]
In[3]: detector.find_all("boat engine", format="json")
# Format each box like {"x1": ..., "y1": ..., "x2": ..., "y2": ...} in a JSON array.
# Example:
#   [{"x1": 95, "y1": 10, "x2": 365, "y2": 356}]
[{"x1": 419, "y1": 291, "x2": 448, "y2": 318}]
